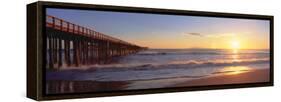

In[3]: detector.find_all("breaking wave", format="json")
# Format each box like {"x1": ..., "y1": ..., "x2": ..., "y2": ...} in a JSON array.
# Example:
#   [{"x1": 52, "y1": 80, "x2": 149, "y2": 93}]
[{"x1": 88, "y1": 58, "x2": 269, "y2": 71}]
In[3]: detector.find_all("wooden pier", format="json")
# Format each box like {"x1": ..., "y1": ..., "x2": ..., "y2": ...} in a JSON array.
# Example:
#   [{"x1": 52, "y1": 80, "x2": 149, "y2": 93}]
[{"x1": 46, "y1": 15, "x2": 145, "y2": 69}]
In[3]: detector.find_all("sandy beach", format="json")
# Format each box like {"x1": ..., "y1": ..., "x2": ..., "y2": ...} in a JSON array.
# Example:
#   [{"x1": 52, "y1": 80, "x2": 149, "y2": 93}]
[{"x1": 175, "y1": 69, "x2": 270, "y2": 87}]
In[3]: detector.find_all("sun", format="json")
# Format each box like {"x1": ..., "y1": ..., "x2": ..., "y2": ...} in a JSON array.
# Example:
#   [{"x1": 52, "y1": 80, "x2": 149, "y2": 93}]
[
  {"x1": 231, "y1": 40, "x2": 240, "y2": 49},
  {"x1": 230, "y1": 40, "x2": 240, "y2": 53}
]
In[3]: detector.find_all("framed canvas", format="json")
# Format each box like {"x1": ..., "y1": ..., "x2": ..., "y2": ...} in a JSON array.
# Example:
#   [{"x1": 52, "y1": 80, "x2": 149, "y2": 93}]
[{"x1": 27, "y1": 1, "x2": 274, "y2": 100}]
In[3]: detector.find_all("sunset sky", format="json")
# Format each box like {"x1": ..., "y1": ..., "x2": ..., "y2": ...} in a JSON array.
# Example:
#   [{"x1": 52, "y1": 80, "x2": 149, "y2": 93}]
[{"x1": 47, "y1": 8, "x2": 270, "y2": 50}]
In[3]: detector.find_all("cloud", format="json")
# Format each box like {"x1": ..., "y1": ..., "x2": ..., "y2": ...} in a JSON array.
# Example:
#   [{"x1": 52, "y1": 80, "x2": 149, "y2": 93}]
[{"x1": 184, "y1": 32, "x2": 204, "y2": 37}]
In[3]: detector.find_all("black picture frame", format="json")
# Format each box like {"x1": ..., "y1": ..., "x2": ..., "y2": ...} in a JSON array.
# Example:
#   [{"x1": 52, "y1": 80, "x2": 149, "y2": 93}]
[{"x1": 27, "y1": 1, "x2": 274, "y2": 101}]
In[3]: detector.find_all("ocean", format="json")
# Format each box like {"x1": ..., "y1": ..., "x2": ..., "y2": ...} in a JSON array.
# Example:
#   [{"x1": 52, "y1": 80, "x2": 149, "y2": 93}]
[{"x1": 46, "y1": 49, "x2": 270, "y2": 90}]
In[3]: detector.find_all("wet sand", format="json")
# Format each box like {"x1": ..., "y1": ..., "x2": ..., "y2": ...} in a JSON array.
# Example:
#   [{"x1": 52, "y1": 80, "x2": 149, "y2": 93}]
[
  {"x1": 175, "y1": 69, "x2": 270, "y2": 87},
  {"x1": 46, "y1": 80, "x2": 130, "y2": 94}
]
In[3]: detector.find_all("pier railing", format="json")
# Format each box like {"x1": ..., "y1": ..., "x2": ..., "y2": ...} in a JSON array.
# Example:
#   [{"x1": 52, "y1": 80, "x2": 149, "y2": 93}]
[{"x1": 46, "y1": 15, "x2": 136, "y2": 46}]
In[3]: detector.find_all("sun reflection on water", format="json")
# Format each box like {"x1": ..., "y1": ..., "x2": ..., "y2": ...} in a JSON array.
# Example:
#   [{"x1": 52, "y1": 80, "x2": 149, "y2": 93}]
[
  {"x1": 231, "y1": 54, "x2": 241, "y2": 62},
  {"x1": 232, "y1": 49, "x2": 238, "y2": 54},
  {"x1": 216, "y1": 66, "x2": 251, "y2": 75}
]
